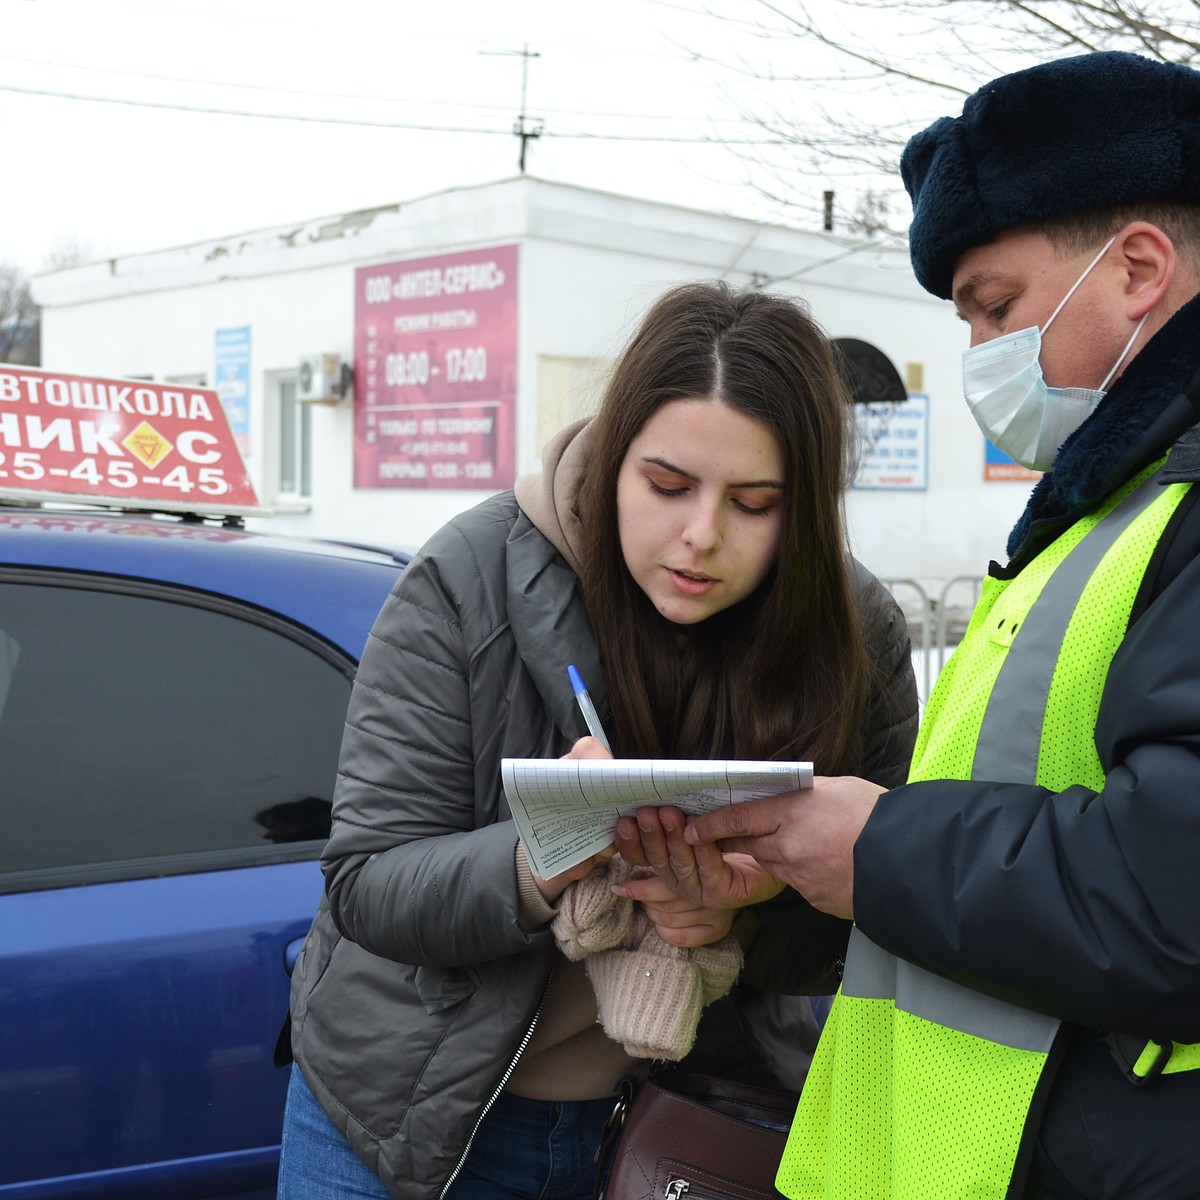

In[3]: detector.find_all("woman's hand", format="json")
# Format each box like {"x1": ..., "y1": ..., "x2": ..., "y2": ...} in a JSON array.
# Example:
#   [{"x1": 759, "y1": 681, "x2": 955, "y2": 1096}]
[
  {"x1": 531, "y1": 736, "x2": 616, "y2": 902},
  {"x1": 562, "y1": 735, "x2": 612, "y2": 762},
  {"x1": 532, "y1": 843, "x2": 616, "y2": 903},
  {"x1": 613, "y1": 805, "x2": 785, "y2": 914},
  {"x1": 626, "y1": 873, "x2": 737, "y2": 948}
]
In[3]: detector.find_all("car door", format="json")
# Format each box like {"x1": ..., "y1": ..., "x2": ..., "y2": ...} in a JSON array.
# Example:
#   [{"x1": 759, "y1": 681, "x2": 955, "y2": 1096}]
[{"x1": 0, "y1": 571, "x2": 355, "y2": 1199}]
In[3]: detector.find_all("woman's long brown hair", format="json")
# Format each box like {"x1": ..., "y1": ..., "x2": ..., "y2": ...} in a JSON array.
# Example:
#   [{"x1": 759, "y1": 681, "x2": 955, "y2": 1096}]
[{"x1": 577, "y1": 281, "x2": 869, "y2": 770}]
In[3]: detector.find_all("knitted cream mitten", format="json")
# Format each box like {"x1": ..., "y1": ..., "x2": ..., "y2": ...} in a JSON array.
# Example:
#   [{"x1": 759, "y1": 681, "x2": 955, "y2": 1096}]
[
  {"x1": 586, "y1": 928, "x2": 704, "y2": 1060},
  {"x1": 551, "y1": 855, "x2": 744, "y2": 1060},
  {"x1": 587, "y1": 928, "x2": 744, "y2": 1059},
  {"x1": 551, "y1": 856, "x2": 650, "y2": 960},
  {"x1": 694, "y1": 935, "x2": 744, "y2": 1005}
]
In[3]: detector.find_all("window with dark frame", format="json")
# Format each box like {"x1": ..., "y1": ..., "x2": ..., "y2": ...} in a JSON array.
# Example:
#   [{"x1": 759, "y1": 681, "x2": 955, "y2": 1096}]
[{"x1": 0, "y1": 579, "x2": 350, "y2": 885}]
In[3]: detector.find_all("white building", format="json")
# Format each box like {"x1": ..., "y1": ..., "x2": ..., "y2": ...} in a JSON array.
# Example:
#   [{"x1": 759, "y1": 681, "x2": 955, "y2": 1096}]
[{"x1": 32, "y1": 176, "x2": 1040, "y2": 644}]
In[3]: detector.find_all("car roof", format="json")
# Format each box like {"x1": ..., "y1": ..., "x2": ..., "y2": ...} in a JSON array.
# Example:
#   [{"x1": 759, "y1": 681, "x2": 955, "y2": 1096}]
[{"x1": 0, "y1": 505, "x2": 410, "y2": 661}]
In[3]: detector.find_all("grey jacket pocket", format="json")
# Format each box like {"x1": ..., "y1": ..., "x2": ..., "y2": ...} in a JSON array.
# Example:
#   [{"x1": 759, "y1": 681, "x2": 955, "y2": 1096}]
[{"x1": 414, "y1": 964, "x2": 479, "y2": 1013}]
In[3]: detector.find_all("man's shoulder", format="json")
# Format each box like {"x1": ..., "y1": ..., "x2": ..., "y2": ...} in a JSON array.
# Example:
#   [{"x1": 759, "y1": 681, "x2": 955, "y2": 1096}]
[{"x1": 1162, "y1": 423, "x2": 1200, "y2": 484}]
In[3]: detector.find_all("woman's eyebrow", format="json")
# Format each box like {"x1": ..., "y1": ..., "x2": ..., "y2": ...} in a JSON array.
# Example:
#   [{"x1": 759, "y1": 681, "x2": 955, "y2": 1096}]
[{"x1": 642, "y1": 456, "x2": 784, "y2": 490}]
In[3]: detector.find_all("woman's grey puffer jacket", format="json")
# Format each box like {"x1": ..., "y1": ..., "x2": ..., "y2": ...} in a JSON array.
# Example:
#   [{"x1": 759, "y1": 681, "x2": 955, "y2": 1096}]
[{"x1": 288, "y1": 489, "x2": 918, "y2": 1200}]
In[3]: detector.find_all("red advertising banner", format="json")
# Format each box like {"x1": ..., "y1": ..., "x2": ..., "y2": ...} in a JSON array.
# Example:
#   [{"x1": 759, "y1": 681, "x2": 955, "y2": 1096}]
[
  {"x1": 0, "y1": 365, "x2": 260, "y2": 512},
  {"x1": 353, "y1": 244, "x2": 518, "y2": 490}
]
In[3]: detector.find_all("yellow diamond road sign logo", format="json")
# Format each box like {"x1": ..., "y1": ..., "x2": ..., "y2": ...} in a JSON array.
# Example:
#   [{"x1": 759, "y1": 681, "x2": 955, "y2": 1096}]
[{"x1": 123, "y1": 421, "x2": 174, "y2": 469}]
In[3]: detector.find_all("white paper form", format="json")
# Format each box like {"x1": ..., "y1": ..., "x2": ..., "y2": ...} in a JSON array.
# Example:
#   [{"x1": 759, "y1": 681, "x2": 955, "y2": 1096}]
[{"x1": 501, "y1": 758, "x2": 813, "y2": 878}]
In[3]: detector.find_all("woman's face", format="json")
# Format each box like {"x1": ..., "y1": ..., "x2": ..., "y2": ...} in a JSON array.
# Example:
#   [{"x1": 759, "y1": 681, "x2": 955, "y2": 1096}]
[{"x1": 616, "y1": 396, "x2": 785, "y2": 626}]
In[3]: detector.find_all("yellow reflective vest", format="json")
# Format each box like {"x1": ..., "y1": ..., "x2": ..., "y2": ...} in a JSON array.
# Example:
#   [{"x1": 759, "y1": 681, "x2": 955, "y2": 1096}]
[{"x1": 777, "y1": 460, "x2": 1200, "y2": 1200}]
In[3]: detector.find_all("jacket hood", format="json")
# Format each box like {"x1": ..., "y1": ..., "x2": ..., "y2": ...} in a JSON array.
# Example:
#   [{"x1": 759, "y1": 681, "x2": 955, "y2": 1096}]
[{"x1": 512, "y1": 418, "x2": 593, "y2": 574}]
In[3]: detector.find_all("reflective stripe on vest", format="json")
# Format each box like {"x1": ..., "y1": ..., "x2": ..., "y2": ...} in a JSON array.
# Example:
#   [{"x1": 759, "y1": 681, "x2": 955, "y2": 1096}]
[
  {"x1": 974, "y1": 464, "x2": 1177, "y2": 785},
  {"x1": 776, "y1": 462, "x2": 1195, "y2": 1200},
  {"x1": 840, "y1": 928, "x2": 1058, "y2": 1053}
]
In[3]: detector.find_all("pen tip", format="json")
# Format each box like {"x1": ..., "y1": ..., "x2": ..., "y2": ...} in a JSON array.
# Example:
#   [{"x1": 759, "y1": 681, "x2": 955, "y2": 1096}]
[{"x1": 567, "y1": 664, "x2": 584, "y2": 692}]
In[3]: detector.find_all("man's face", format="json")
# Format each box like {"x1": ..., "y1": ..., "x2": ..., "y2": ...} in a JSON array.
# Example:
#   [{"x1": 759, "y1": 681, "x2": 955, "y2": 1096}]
[{"x1": 951, "y1": 227, "x2": 1131, "y2": 391}]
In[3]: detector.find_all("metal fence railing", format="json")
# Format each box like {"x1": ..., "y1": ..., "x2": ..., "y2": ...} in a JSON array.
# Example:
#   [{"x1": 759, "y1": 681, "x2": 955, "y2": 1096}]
[{"x1": 881, "y1": 575, "x2": 983, "y2": 701}]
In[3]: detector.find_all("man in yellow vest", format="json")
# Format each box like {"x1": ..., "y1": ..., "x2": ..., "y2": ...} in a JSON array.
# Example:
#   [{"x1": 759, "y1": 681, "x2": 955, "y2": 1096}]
[{"x1": 643, "y1": 49, "x2": 1200, "y2": 1199}]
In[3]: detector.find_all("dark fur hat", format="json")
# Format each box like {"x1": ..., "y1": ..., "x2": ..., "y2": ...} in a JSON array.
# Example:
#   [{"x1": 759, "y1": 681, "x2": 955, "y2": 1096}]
[{"x1": 901, "y1": 51, "x2": 1200, "y2": 298}]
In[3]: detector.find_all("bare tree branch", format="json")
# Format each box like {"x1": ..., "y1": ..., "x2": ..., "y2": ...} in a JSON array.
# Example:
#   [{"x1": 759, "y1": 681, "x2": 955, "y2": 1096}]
[
  {"x1": 42, "y1": 235, "x2": 101, "y2": 273},
  {"x1": 681, "y1": 0, "x2": 1200, "y2": 231},
  {"x1": 0, "y1": 264, "x2": 39, "y2": 365}
]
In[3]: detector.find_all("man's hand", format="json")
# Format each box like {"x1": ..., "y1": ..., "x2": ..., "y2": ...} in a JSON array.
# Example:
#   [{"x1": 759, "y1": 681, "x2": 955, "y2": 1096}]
[{"x1": 682, "y1": 776, "x2": 885, "y2": 919}]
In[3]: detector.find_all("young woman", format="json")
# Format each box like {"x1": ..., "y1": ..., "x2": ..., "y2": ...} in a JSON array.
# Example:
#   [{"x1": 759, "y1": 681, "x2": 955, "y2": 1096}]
[{"x1": 276, "y1": 281, "x2": 919, "y2": 1200}]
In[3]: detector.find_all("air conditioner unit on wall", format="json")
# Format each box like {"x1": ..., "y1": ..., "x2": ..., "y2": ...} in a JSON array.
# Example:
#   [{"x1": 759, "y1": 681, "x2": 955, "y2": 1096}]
[{"x1": 297, "y1": 353, "x2": 350, "y2": 404}]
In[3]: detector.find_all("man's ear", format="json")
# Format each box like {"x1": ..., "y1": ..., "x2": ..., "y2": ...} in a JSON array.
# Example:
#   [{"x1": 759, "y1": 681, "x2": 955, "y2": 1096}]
[{"x1": 1113, "y1": 221, "x2": 1176, "y2": 319}]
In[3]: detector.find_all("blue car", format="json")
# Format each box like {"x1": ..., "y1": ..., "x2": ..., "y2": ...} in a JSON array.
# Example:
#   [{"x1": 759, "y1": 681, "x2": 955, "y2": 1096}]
[{"x1": 0, "y1": 505, "x2": 408, "y2": 1199}]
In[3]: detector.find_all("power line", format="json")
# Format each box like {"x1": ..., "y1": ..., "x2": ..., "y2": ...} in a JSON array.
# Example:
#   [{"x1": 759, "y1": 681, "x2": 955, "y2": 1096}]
[
  {"x1": 550, "y1": 127, "x2": 794, "y2": 144},
  {"x1": 0, "y1": 79, "x2": 796, "y2": 144},
  {"x1": 0, "y1": 52, "x2": 716, "y2": 122},
  {"x1": 0, "y1": 80, "x2": 512, "y2": 133}
]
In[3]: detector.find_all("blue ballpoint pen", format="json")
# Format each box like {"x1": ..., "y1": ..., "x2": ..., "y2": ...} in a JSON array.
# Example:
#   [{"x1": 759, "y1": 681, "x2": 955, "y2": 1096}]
[{"x1": 567, "y1": 664, "x2": 612, "y2": 754}]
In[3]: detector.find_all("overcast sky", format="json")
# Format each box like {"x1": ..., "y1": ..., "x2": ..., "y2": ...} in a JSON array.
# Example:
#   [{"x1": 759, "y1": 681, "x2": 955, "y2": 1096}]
[{"x1": 4, "y1": 0, "x2": 910, "y2": 274}]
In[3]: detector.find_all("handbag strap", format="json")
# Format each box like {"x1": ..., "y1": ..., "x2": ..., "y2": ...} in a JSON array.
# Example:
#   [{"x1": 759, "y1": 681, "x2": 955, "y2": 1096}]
[{"x1": 593, "y1": 1075, "x2": 641, "y2": 1200}]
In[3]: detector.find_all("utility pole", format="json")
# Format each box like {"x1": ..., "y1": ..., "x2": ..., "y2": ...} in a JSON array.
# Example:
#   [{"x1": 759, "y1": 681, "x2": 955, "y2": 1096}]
[{"x1": 483, "y1": 44, "x2": 543, "y2": 173}]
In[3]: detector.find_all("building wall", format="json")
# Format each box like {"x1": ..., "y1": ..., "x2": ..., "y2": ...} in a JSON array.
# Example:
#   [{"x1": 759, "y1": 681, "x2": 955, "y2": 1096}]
[{"x1": 32, "y1": 177, "x2": 1038, "y2": 596}]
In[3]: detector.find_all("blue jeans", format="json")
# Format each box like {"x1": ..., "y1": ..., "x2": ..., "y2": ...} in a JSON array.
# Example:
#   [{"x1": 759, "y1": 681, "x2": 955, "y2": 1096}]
[
  {"x1": 277, "y1": 1063, "x2": 615, "y2": 1199},
  {"x1": 277, "y1": 1065, "x2": 388, "y2": 1200}
]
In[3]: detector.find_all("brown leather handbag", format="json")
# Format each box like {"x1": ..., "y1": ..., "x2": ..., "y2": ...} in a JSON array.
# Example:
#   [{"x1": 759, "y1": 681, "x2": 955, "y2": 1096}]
[{"x1": 596, "y1": 1068, "x2": 799, "y2": 1200}]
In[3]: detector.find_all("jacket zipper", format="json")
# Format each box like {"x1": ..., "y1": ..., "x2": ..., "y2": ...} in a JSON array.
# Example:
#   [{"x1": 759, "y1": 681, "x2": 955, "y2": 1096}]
[{"x1": 439, "y1": 976, "x2": 548, "y2": 1198}]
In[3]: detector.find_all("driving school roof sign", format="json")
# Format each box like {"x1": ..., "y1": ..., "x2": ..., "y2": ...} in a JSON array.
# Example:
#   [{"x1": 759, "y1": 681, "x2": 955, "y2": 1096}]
[{"x1": 0, "y1": 365, "x2": 260, "y2": 513}]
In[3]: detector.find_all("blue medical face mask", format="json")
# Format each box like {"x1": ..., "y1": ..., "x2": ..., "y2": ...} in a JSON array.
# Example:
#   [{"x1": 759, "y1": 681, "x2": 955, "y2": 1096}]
[{"x1": 961, "y1": 236, "x2": 1148, "y2": 471}]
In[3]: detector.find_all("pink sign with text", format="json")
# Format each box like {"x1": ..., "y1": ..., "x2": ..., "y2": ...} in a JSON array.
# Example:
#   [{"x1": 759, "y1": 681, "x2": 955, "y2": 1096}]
[{"x1": 353, "y1": 244, "x2": 518, "y2": 490}]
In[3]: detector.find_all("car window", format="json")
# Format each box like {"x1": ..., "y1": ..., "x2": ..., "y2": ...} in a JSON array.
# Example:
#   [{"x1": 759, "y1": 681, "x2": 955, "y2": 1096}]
[{"x1": 0, "y1": 576, "x2": 353, "y2": 891}]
